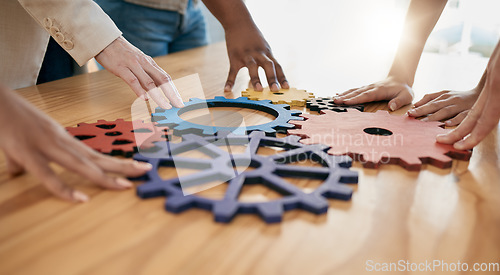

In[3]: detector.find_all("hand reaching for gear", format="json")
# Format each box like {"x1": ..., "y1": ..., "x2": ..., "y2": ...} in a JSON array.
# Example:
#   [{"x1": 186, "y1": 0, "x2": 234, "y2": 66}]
[
  {"x1": 407, "y1": 89, "x2": 480, "y2": 126},
  {"x1": 333, "y1": 76, "x2": 414, "y2": 111}
]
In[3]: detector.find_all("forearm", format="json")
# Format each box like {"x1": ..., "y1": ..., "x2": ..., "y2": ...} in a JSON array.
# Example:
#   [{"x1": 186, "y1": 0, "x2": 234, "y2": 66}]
[
  {"x1": 388, "y1": 0, "x2": 448, "y2": 86},
  {"x1": 201, "y1": 0, "x2": 256, "y2": 31}
]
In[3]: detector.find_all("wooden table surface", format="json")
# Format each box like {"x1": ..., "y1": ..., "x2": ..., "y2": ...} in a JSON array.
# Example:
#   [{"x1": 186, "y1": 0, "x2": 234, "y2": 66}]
[{"x1": 1, "y1": 42, "x2": 499, "y2": 275}]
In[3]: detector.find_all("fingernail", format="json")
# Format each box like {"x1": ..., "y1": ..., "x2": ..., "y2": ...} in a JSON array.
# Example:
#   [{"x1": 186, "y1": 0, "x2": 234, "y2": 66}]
[
  {"x1": 407, "y1": 109, "x2": 416, "y2": 116},
  {"x1": 158, "y1": 83, "x2": 184, "y2": 108},
  {"x1": 389, "y1": 102, "x2": 397, "y2": 111},
  {"x1": 116, "y1": 178, "x2": 133, "y2": 188},
  {"x1": 134, "y1": 161, "x2": 152, "y2": 171},
  {"x1": 271, "y1": 83, "x2": 280, "y2": 92},
  {"x1": 255, "y1": 83, "x2": 263, "y2": 91},
  {"x1": 174, "y1": 98, "x2": 184, "y2": 108},
  {"x1": 224, "y1": 84, "x2": 232, "y2": 91},
  {"x1": 282, "y1": 81, "x2": 290, "y2": 89},
  {"x1": 454, "y1": 141, "x2": 465, "y2": 150},
  {"x1": 73, "y1": 190, "x2": 89, "y2": 202},
  {"x1": 421, "y1": 117, "x2": 428, "y2": 122},
  {"x1": 161, "y1": 100, "x2": 172, "y2": 110},
  {"x1": 444, "y1": 120, "x2": 452, "y2": 126}
]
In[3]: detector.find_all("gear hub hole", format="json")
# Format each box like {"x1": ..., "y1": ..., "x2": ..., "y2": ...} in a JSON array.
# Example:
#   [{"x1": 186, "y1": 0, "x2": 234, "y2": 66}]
[
  {"x1": 273, "y1": 92, "x2": 284, "y2": 95},
  {"x1": 96, "y1": 124, "x2": 116, "y2": 129},
  {"x1": 105, "y1": 131, "x2": 123, "y2": 136},
  {"x1": 363, "y1": 127, "x2": 393, "y2": 136}
]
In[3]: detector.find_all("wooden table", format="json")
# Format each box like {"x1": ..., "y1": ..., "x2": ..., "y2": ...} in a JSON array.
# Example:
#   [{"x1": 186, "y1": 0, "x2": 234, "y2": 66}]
[{"x1": 1, "y1": 42, "x2": 499, "y2": 275}]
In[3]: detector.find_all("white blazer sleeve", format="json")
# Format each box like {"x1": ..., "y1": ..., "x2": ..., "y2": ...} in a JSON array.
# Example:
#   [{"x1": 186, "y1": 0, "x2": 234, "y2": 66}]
[{"x1": 17, "y1": 0, "x2": 122, "y2": 66}]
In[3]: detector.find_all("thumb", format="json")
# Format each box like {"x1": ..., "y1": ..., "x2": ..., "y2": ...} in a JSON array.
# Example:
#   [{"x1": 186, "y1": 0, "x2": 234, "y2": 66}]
[{"x1": 388, "y1": 90, "x2": 413, "y2": 111}]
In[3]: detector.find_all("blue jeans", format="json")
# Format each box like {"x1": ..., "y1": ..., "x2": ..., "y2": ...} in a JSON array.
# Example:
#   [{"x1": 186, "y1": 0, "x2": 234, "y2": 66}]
[{"x1": 95, "y1": 0, "x2": 209, "y2": 57}]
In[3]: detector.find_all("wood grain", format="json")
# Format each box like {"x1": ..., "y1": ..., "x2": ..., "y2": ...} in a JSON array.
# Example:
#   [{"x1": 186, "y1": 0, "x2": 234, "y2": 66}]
[{"x1": 0, "y1": 42, "x2": 499, "y2": 275}]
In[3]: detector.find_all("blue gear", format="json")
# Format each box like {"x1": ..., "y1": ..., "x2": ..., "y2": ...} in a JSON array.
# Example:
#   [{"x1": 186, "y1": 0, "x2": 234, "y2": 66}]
[
  {"x1": 132, "y1": 131, "x2": 358, "y2": 223},
  {"x1": 152, "y1": 96, "x2": 303, "y2": 136}
]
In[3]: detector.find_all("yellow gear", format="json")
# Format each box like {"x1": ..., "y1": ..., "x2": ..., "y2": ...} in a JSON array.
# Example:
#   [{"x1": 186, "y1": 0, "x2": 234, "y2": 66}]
[{"x1": 241, "y1": 87, "x2": 315, "y2": 107}]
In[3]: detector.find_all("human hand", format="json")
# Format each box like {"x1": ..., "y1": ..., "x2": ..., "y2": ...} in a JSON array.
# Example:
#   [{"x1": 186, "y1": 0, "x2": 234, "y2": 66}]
[
  {"x1": 407, "y1": 89, "x2": 480, "y2": 126},
  {"x1": 95, "y1": 36, "x2": 184, "y2": 109},
  {"x1": 436, "y1": 43, "x2": 500, "y2": 150},
  {"x1": 223, "y1": 24, "x2": 289, "y2": 93},
  {"x1": 436, "y1": 82, "x2": 500, "y2": 150},
  {"x1": 0, "y1": 85, "x2": 153, "y2": 202},
  {"x1": 333, "y1": 76, "x2": 414, "y2": 111}
]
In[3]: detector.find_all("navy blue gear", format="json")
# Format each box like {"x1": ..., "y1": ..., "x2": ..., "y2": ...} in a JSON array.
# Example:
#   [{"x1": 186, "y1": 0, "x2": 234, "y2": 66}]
[
  {"x1": 152, "y1": 96, "x2": 303, "y2": 136},
  {"x1": 132, "y1": 131, "x2": 358, "y2": 223}
]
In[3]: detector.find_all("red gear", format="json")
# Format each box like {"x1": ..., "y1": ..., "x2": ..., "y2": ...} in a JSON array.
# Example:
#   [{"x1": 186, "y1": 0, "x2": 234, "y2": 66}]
[
  {"x1": 288, "y1": 109, "x2": 472, "y2": 171},
  {"x1": 66, "y1": 119, "x2": 169, "y2": 157}
]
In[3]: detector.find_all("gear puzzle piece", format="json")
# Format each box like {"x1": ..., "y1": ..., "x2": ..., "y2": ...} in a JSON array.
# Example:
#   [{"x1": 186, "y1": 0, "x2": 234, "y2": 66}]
[
  {"x1": 307, "y1": 97, "x2": 364, "y2": 113},
  {"x1": 152, "y1": 96, "x2": 303, "y2": 136},
  {"x1": 132, "y1": 131, "x2": 358, "y2": 223},
  {"x1": 288, "y1": 109, "x2": 472, "y2": 171},
  {"x1": 241, "y1": 87, "x2": 314, "y2": 106},
  {"x1": 66, "y1": 119, "x2": 169, "y2": 157}
]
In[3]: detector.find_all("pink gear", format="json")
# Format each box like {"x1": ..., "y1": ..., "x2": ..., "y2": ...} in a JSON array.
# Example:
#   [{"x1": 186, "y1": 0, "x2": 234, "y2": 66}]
[
  {"x1": 288, "y1": 109, "x2": 472, "y2": 171},
  {"x1": 66, "y1": 119, "x2": 169, "y2": 157}
]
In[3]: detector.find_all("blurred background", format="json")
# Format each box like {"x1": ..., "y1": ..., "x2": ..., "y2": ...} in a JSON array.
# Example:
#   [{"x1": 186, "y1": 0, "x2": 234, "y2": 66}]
[
  {"x1": 88, "y1": 0, "x2": 500, "y2": 100},
  {"x1": 202, "y1": 0, "x2": 500, "y2": 99}
]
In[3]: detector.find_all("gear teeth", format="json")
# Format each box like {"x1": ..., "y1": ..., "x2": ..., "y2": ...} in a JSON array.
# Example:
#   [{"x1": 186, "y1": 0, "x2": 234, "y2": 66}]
[
  {"x1": 153, "y1": 96, "x2": 303, "y2": 137},
  {"x1": 330, "y1": 155, "x2": 353, "y2": 168},
  {"x1": 213, "y1": 200, "x2": 240, "y2": 223},
  {"x1": 283, "y1": 135, "x2": 302, "y2": 143},
  {"x1": 322, "y1": 183, "x2": 353, "y2": 200},
  {"x1": 338, "y1": 169, "x2": 358, "y2": 184},
  {"x1": 131, "y1": 131, "x2": 358, "y2": 223},
  {"x1": 290, "y1": 109, "x2": 471, "y2": 170},
  {"x1": 137, "y1": 183, "x2": 170, "y2": 198},
  {"x1": 296, "y1": 194, "x2": 329, "y2": 214},
  {"x1": 165, "y1": 195, "x2": 198, "y2": 213},
  {"x1": 256, "y1": 202, "x2": 283, "y2": 223},
  {"x1": 241, "y1": 87, "x2": 314, "y2": 106},
  {"x1": 66, "y1": 119, "x2": 168, "y2": 157}
]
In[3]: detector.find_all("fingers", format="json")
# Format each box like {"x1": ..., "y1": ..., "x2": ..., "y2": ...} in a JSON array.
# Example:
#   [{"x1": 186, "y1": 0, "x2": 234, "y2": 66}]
[
  {"x1": 271, "y1": 57, "x2": 289, "y2": 89},
  {"x1": 388, "y1": 89, "x2": 413, "y2": 111},
  {"x1": 147, "y1": 87, "x2": 172, "y2": 109},
  {"x1": 117, "y1": 68, "x2": 148, "y2": 100},
  {"x1": 451, "y1": 115, "x2": 497, "y2": 150},
  {"x1": 25, "y1": 153, "x2": 88, "y2": 202},
  {"x1": 255, "y1": 54, "x2": 279, "y2": 92},
  {"x1": 340, "y1": 88, "x2": 381, "y2": 105},
  {"x1": 414, "y1": 90, "x2": 448, "y2": 107},
  {"x1": 408, "y1": 99, "x2": 460, "y2": 120},
  {"x1": 225, "y1": 64, "x2": 241, "y2": 92},
  {"x1": 159, "y1": 82, "x2": 184, "y2": 108},
  {"x1": 141, "y1": 58, "x2": 184, "y2": 108},
  {"x1": 88, "y1": 151, "x2": 153, "y2": 178},
  {"x1": 5, "y1": 154, "x2": 24, "y2": 176},
  {"x1": 445, "y1": 111, "x2": 468, "y2": 126},
  {"x1": 436, "y1": 108, "x2": 480, "y2": 145},
  {"x1": 67, "y1": 136, "x2": 153, "y2": 177},
  {"x1": 246, "y1": 57, "x2": 263, "y2": 91},
  {"x1": 333, "y1": 86, "x2": 372, "y2": 104},
  {"x1": 43, "y1": 138, "x2": 134, "y2": 191},
  {"x1": 419, "y1": 106, "x2": 458, "y2": 122},
  {"x1": 225, "y1": 52, "x2": 287, "y2": 92}
]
